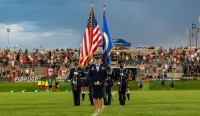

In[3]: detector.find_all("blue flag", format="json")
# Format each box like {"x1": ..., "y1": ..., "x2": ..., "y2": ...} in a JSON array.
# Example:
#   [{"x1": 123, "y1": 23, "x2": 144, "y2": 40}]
[
  {"x1": 192, "y1": 23, "x2": 196, "y2": 29},
  {"x1": 102, "y1": 9, "x2": 113, "y2": 73}
]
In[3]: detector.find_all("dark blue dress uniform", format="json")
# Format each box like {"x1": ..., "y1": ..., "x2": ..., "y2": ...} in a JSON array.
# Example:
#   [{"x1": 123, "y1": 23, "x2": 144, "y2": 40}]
[
  {"x1": 69, "y1": 66, "x2": 83, "y2": 106},
  {"x1": 87, "y1": 74, "x2": 94, "y2": 105},
  {"x1": 104, "y1": 71, "x2": 114, "y2": 105},
  {"x1": 88, "y1": 64, "x2": 108, "y2": 99},
  {"x1": 86, "y1": 64, "x2": 94, "y2": 105},
  {"x1": 81, "y1": 66, "x2": 89, "y2": 87},
  {"x1": 115, "y1": 68, "x2": 128, "y2": 105},
  {"x1": 80, "y1": 66, "x2": 89, "y2": 101}
]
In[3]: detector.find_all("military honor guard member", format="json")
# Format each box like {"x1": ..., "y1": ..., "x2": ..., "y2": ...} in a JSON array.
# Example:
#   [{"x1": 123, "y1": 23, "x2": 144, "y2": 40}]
[
  {"x1": 69, "y1": 59, "x2": 83, "y2": 106},
  {"x1": 87, "y1": 62, "x2": 94, "y2": 105},
  {"x1": 88, "y1": 74, "x2": 94, "y2": 105},
  {"x1": 88, "y1": 54, "x2": 108, "y2": 113},
  {"x1": 127, "y1": 70, "x2": 133, "y2": 100},
  {"x1": 104, "y1": 70, "x2": 114, "y2": 105},
  {"x1": 115, "y1": 61, "x2": 128, "y2": 105},
  {"x1": 81, "y1": 65, "x2": 89, "y2": 101}
]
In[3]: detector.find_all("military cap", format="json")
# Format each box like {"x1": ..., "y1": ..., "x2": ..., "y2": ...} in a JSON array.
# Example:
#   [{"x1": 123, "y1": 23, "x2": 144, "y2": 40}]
[
  {"x1": 94, "y1": 54, "x2": 102, "y2": 59},
  {"x1": 73, "y1": 59, "x2": 79, "y2": 62},
  {"x1": 118, "y1": 60, "x2": 124, "y2": 64}
]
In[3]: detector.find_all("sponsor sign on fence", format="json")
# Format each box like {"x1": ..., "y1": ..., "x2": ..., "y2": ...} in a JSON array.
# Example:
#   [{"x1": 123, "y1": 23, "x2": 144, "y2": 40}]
[{"x1": 15, "y1": 76, "x2": 41, "y2": 83}]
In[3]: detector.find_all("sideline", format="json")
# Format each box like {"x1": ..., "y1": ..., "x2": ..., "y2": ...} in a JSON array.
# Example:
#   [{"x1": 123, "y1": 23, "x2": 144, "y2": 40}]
[{"x1": 92, "y1": 91, "x2": 117, "y2": 116}]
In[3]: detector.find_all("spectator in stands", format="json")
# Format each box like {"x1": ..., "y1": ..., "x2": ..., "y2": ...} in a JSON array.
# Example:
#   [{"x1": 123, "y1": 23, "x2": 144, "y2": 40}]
[
  {"x1": 2, "y1": 69, "x2": 6, "y2": 78},
  {"x1": 172, "y1": 63, "x2": 176, "y2": 73},
  {"x1": 164, "y1": 63, "x2": 168, "y2": 72},
  {"x1": 157, "y1": 62, "x2": 162, "y2": 73},
  {"x1": 163, "y1": 68, "x2": 167, "y2": 78},
  {"x1": 11, "y1": 58, "x2": 15, "y2": 68},
  {"x1": 1, "y1": 46, "x2": 200, "y2": 83},
  {"x1": 30, "y1": 68, "x2": 35, "y2": 78},
  {"x1": 25, "y1": 68, "x2": 29, "y2": 77},
  {"x1": 140, "y1": 63, "x2": 145, "y2": 75},
  {"x1": 169, "y1": 63, "x2": 173, "y2": 72},
  {"x1": 0, "y1": 69, "x2": 1, "y2": 78}
]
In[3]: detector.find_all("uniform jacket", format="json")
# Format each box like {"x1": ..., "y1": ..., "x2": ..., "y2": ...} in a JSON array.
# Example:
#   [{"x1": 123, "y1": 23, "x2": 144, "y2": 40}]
[
  {"x1": 88, "y1": 64, "x2": 108, "y2": 87},
  {"x1": 69, "y1": 67, "x2": 83, "y2": 86},
  {"x1": 115, "y1": 68, "x2": 128, "y2": 86},
  {"x1": 106, "y1": 71, "x2": 114, "y2": 87}
]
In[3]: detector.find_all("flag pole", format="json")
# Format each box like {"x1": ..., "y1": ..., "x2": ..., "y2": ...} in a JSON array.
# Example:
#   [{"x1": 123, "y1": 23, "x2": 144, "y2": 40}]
[
  {"x1": 89, "y1": 1, "x2": 93, "y2": 57},
  {"x1": 199, "y1": 16, "x2": 200, "y2": 48},
  {"x1": 102, "y1": 4, "x2": 106, "y2": 55},
  {"x1": 196, "y1": 27, "x2": 198, "y2": 49},
  {"x1": 102, "y1": 4, "x2": 106, "y2": 33}
]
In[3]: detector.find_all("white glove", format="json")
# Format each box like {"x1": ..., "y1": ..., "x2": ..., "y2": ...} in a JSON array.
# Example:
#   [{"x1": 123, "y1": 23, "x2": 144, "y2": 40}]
[
  {"x1": 117, "y1": 82, "x2": 121, "y2": 85},
  {"x1": 97, "y1": 81, "x2": 100, "y2": 85},
  {"x1": 74, "y1": 72, "x2": 78, "y2": 75},
  {"x1": 73, "y1": 81, "x2": 76, "y2": 84},
  {"x1": 120, "y1": 73, "x2": 124, "y2": 76}
]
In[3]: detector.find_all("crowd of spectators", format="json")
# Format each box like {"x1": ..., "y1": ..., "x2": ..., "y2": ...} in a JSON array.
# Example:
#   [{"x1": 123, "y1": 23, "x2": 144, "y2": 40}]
[
  {"x1": 110, "y1": 46, "x2": 200, "y2": 78},
  {"x1": 0, "y1": 48, "x2": 78, "y2": 79},
  {"x1": 0, "y1": 46, "x2": 200, "y2": 80}
]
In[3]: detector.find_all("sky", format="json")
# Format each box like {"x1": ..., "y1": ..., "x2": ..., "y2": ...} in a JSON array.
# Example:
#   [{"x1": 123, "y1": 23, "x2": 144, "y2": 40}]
[{"x1": 0, "y1": 0, "x2": 200, "y2": 51}]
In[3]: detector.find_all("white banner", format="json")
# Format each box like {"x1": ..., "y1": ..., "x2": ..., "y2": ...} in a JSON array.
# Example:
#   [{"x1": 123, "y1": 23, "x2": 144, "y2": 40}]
[{"x1": 14, "y1": 76, "x2": 41, "y2": 83}]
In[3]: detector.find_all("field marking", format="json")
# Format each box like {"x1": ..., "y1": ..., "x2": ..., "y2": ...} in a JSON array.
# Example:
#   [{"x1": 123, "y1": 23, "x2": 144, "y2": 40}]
[{"x1": 92, "y1": 91, "x2": 117, "y2": 116}]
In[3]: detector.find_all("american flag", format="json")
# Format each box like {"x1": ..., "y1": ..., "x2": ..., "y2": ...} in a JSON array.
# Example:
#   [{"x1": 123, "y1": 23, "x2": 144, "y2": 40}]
[{"x1": 79, "y1": 2, "x2": 102, "y2": 67}]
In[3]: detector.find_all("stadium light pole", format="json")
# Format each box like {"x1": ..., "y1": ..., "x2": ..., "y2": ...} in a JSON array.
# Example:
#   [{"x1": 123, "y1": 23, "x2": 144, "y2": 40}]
[
  {"x1": 40, "y1": 44, "x2": 42, "y2": 51},
  {"x1": 80, "y1": 44, "x2": 82, "y2": 56},
  {"x1": 196, "y1": 27, "x2": 198, "y2": 49},
  {"x1": 7, "y1": 28, "x2": 10, "y2": 50},
  {"x1": 187, "y1": 29, "x2": 191, "y2": 48},
  {"x1": 199, "y1": 16, "x2": 200, "y2": 48},
  {"x1": 186, "y1": 29, "x2": 190, "y2": 48}
]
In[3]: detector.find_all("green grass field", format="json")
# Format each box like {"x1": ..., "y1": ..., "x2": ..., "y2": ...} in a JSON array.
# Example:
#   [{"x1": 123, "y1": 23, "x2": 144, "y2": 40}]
[
  {"x1": 1, "y1": 81, "x2": 200, "y2": 92},
  {"x1": 0, "y1": 90, "x2": 200, "y2": 116}
]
